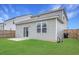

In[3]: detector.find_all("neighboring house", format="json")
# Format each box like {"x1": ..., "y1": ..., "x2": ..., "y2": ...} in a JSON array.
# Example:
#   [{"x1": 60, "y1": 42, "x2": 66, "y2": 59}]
[
  {"x1": 4, "y1": 19, "x2": 16, "y2": 30},
  {"x1": 15, "y1": 9, "x2": 68, "y2": 42},
  {"x1": 4, "y1": 15, "x2": 31, "y2": 30},
  {"x1": 0, "y1": 23, "x2": 4, "y2": 30}
]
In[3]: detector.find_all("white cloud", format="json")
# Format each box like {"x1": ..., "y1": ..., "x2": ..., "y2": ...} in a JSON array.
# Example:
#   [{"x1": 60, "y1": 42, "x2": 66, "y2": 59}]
[
  {"x1": 64, "y1": 4, "x2": 79, "y2": 19},
  {"x1": 0, "y1": 5, "x2": 10, "y2": 20},
  {"x1": 1, "y1": 5, "x2": 9, "y2": 13},
  {"x1": 3, "y1": 14, "x2": 9, "y2": 20},
  {"x1": 0, "y1": 17, "x2": 3, "y2": 20},
  {"x1": 66, "y1": 4, "x2": 79, "y2": 11},
  {"x1": 0, "y1": 5, "x2": 31, "y2": 21},
  {"x1": 0, "y1": 10, "x2": 9, "y2": 20},
  {"x1": 8, "y1": 5, "x2": 15, "y2": 13},
  {"x1": 23, "y1": 9, "x2": 31, "y2": 14},
  {"x1": 15, "y1": 11, "x2": 21, "y2": 16},
  {"x1": 1, "y1": 5, "x2": 20, "y2": 19},
  {"x1": 66, "y1": 5, "x2": 73, "y2": 9},
  {"x1": 49, "y1": 4, "x2": 79, "y2": 19},
  {"x1": 67, "y1": 12, "x2": 74, "y2": 19},
  {"x1": 39, "y1": 9, "x2": 48, "y2": 14},
  {"x1": 38, "y1": 4, "x2": 62, "y2": 14},
  {"x1": 67, "y1": 11, "x2": 78, "y2": 19},
  {"x1": 8, "y1": 5, "x2": 31, "y2": 16},
  {"x1": 51, "y1": 4, "x2": 62, "y2": 10}
]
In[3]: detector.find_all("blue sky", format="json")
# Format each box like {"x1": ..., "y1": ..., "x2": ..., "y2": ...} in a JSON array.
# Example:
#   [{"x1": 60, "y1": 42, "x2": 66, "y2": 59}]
[{"x1": 0, "y1": 4, "x2": 79, "y2": 29}]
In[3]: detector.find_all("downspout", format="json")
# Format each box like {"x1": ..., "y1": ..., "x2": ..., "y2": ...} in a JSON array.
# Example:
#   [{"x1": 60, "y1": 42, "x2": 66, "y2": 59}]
[
  {"x1": 62, "y1": 10, "x2": 64, "y2": 39},
  {"x1": 56, "y1": 18, "x2": 57, "y2": 41}
]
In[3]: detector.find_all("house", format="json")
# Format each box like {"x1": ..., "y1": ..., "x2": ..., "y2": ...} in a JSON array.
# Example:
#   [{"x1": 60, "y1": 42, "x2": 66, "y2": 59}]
[
  {"x1": 0, "y1": 23, "x2": 4, "y2": 30},
  {"x1": 3, "y1": 15, "x2": 31, "y2": 30},
  {"x1": 15, "y1": 9, "x2": 68, "y2": 42},
  {"x1": 4, "y1": 19, "x2": 15, "y2": 30}
]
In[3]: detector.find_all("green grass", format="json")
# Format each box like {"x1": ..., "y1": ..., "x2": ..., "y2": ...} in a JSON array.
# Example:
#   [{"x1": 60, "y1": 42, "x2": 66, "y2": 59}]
[{"x1": 0, "y1": 38, "x2": 79, "y2": 55}]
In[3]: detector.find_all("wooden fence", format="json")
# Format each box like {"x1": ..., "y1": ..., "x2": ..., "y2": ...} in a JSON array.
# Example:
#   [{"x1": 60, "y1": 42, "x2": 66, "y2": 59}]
[
  {"x1": 0, "y1": 30, "x2": 15, "y2": 38},
  {"x1": 64, "y1": 29, "x2": 79, "y2": 39}
]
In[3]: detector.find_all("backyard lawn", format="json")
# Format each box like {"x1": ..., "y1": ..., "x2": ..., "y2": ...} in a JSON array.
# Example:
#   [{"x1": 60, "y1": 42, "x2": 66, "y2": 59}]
[{"x1": 0, "y1": 38, "x2": 79, "y2": 55}]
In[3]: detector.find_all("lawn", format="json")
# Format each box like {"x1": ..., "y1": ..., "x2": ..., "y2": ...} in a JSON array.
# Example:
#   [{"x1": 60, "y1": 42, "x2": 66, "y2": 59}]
[{"x1": 0, "y1": 38, "x2": 79, "y2": 55}]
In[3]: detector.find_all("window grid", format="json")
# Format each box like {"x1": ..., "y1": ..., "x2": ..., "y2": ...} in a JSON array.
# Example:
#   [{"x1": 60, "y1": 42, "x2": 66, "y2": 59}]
[
  {"x1": 42, "y1": 23, "x2": 47, "y2": 33},
  {"x1": 37, "y1": 22, "x2": 47, "y2": 33},
  {"x1": 37, "y1": 24, "x2": 41, "y2": 33}
]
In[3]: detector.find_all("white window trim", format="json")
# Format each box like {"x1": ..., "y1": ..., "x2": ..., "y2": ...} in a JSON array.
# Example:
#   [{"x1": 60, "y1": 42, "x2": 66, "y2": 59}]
[{"x1": 36, "y1": 21, "x2": 47, "y2": 33}]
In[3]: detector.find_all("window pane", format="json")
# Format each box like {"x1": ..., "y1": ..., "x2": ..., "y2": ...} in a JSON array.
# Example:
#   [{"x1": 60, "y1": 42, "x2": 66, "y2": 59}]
[
  {"x1": 37, "y1": 24, "x2": 40, "y2": 28},
  {"x1": 42, "y1": 28, "x2": 47, "y2": 33},
  {"x1": 23, "y1": 27, "x2": 28, "y2": 37},
  {"x1": 42, "y1": 23, "x2": 46, "y2": 27},
  {"x1": 37, "y1": 28, "x2": 41, "y2": 33},
  {"x1": 37, "y1": 24, "x2": 41, "y2": 33},
  {"x1": 42, "y1": 23, "x2": 47, "y2": 33}
]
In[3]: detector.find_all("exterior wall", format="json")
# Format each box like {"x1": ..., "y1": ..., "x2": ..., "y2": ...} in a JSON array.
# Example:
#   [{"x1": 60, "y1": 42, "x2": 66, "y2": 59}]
[
  {"x1": 56, "y1": 10, "x2": 68, "y2": 41},
  {"x1": 4, "y1": 20, "x2": 16, "y2": 30},
  {"x1": 16, "y1": 19, "x2": 57, "y2": 42},
  {"x1": 0, "y1": 23, "x2": 3, "y2": 30},
  {"x1": 56, "y1": 19, "x2": 67, "y2": 41},
  {"x1": 56, "y1": 19, "x2": 64, "y2": 41}
]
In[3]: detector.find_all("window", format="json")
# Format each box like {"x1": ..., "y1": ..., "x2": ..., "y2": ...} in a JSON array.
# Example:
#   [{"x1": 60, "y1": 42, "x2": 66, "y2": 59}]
[
  {"x1": 37, "y1": 24, "x2": 41, "y2": 33},
  {"x1": 23, "y1": 27, "x2": 28, "y2": 37},
  {"x1": 37, "y1": 22, "x2": 47, "y2": 33},
  {"x1": 42, "y1": 23, "x2": 47, "y2": 33}
]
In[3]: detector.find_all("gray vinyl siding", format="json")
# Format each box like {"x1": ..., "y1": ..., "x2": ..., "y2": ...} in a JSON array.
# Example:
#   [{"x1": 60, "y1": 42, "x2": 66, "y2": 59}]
[
  {"x1": 16, "y1": 18, "x2": 57, "y2": 42},
  {"x1": 56, "y1": 19, "x2": 65, "y2": 41},
  {"x1": 4, "y1": 20, "x2": 16, "y2": 30}
]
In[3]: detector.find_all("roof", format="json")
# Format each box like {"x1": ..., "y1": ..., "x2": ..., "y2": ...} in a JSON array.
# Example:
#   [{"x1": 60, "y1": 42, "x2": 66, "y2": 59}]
[
  {"x1": 15, "y1": 16, "x2": 59, "y2": 25},
  {"x1": 31, "y1": 8, "x2": 63, "y2": 17},
  {"x1": 16, "y1": 8, "x2": 67, "y2": 25},
  {"x1": 31, "y1": 8, "x2": 68, "y2": 21}
]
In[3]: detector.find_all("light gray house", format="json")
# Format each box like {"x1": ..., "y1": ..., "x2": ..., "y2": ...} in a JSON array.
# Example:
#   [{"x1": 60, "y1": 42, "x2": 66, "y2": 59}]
[
  {"x1": 15, "y1": 9, "x2": 68, "y2": 42},
  {"x1": 0, "y1": 23, "x2": 4, "y2": 30},
  {"x1": 3, "y1": 15, "x2": 31, "y2": 30}
]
